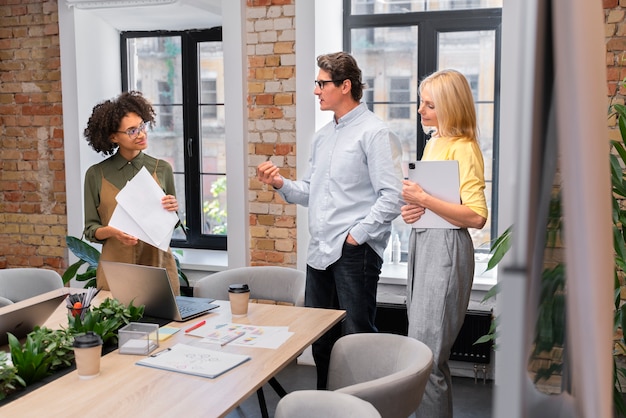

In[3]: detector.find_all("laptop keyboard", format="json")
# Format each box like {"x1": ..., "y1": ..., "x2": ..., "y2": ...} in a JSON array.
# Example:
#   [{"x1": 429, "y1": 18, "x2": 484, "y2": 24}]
[{"x1": 176, "y1": 299, "x2": 218, "y2": 319}]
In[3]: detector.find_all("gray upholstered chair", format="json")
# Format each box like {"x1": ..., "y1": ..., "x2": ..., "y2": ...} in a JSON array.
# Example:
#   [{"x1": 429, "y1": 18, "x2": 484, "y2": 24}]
[
  {"x1": 275, "y1": 390, "x2": 382, "y2": 418},
  {"x1": 194, "y1": 266, "x2": 306, "y2": 416},
  {"x1": 194, "y1": 266, "x2": 305, "y2": 306},
  {"x1": 0, "y1": 268, "x2": 64, "y2": 303},
  {"x1": 328, "y1": 333, "x2": 434, "y2": 418}
]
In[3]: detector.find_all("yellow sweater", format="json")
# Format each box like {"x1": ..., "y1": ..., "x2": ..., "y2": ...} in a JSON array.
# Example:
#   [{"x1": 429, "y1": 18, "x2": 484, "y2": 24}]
[{"x1": 422, "y1": 136, "x2": 488, "y2": 219}]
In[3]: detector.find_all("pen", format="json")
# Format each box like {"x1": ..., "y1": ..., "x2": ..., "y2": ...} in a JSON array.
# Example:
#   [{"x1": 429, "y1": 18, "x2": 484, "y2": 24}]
[
  {"x1": 185, "y1": 320, "x2": 206, "y2": 333},
  {"x1": 150, "y1": 347, "x2": 171, "y2": 357},
  {"x1": 266, "y1": 155, "x2": 272, "y2": 162}
]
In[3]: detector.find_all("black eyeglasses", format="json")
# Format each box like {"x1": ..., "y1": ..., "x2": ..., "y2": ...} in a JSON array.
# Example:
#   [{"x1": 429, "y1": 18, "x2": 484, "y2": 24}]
[
  {"x1": 117, "y1": 121, "x2": 148, "y2": 139},
  {"x1": 314, "y1": 79, "x2": 340, "y2": 90}
]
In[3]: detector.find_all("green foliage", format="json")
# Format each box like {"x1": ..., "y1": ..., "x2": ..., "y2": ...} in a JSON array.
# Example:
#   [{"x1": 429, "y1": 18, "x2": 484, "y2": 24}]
[
  {"x1": 203, "y1": 177, "x2": 227, "y2": 235},
  {"x1": 8, "y1": 333, "x2": 54, "y2": 386},
  {"x1": 0, "y1": 351, "x2": 24, "y2": 400},
  {"x1": 62, "y1": 236, "x2": 100, "y2": 287},
  {"x1": 486, "y1": 225, "x2": 512, "y2": 272},
  {"x1": 67, "y1": 297, "x2": 144, "y2": 346},
  {"x1": 64, "y1": 235, "x2": 189, "y2": 288},
  {"x1": 29, "y1": 327, "x2": 75, "y2": 372},
  {"x1": 0, "y1": 298, "x2": 144, "y2": 398},
  {"x1": 610, "y1": 103, "x2": 626, "y2": 417}
]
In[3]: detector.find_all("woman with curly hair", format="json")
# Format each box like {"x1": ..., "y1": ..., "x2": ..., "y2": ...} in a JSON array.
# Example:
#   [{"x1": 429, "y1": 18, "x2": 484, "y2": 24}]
[{"x1": 83, "y1": 91, "x2": 180, "y2": 294}]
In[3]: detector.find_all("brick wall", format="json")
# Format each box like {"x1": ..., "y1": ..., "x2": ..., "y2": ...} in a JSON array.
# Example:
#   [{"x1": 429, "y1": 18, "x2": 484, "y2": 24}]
[
  {"x1": 606, "y1": 0, "x2": 626, "y2": 142},
  {"x1": 246, "y1": 0, "x2": 298, "y2": 267},
  {"x1": 0, "y1": 0, "x2": 67, "y2": 273}
]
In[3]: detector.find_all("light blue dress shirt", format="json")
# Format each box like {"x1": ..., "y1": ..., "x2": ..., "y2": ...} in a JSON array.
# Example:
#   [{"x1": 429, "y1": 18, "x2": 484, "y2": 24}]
[{"x1": 277, "y1": 103, "x2": 403, "y2": 270}]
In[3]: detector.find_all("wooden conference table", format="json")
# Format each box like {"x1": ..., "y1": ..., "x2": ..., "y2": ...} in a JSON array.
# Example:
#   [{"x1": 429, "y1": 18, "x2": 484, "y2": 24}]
[{"x1": 0, "y1": 289, "x2": 345, "y2": 417}]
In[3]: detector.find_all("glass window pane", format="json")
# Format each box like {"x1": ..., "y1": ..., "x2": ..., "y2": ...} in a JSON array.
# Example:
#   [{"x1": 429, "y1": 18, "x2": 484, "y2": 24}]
[
  {"x1": 202, "y1": 175, "x2": 227, "y2": 235},
  {"x1": 199, "y1": 41, "x2": 226, "y2": 236},
  {"x1": 351, "y1": 26, "x2": 418, "y2": 166},
  {"x1": 438, "y1": 30, "x2": 495, "y2": 102},
  {"x1": 351, "y1": 0, "x2": 502, "y2": 14},
  {"x1": 126, "y1": 36, "x2": 182, "y2": 105},
  {"x1": 438, "y1": 30, "x2": 496, "y2": 248}
]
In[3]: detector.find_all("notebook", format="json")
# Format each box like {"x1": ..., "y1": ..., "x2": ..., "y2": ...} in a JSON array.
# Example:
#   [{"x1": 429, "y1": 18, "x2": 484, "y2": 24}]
[
  {"x1": 136, "y1": 343, "x2": 250, "y2": 379},
  {"x1": 407, "y1": 160, "x2": 461, "y2": 229},
  {"x1": 0, "y1": 291, "x2": 67, "y2": 345},
  {"x1": 100, "y1": 261, "x2": 218, "y2": 322}
]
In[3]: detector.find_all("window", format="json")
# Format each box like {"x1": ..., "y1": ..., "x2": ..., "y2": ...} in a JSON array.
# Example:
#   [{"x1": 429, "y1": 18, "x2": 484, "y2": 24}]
[
  {"x1": 121, "y1": 28, "x2": 226, "y2": 250},
  {"x1": 389, "y1": 77, "x2": 411, "y2": 119},
  {"x1": 345, "y1": 0, "x2": 502, "y2": 257}
]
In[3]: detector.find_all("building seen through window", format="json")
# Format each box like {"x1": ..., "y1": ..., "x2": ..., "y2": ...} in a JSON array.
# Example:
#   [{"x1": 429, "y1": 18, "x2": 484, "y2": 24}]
[
  {"x1": 345, "y1": 0, "x2": 502, "y2": 259},
  {"x1": 122, "y1": 28, "x2": 226, "y2": 250}
]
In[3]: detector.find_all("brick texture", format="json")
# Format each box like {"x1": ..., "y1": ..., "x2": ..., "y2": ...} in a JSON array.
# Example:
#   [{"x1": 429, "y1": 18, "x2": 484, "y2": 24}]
[
  {"x1": 0, "y1": 0, "x2": 67, "y2": 273},
  {"x1": 247, "y1": 0, "x2": 297, "y2": 268}
]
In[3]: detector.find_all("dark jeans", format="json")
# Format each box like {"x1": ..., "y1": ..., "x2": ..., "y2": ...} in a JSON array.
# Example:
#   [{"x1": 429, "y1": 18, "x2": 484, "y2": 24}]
[{"x1": 305, "y1": 242, "x2": 382, "y2": 389}]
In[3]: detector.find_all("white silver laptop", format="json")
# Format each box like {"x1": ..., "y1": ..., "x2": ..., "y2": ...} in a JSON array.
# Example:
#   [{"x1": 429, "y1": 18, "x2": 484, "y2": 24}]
[
  {"x1": 0, "y1": 291, "x2": 67, "y2": 345},
  {"x1": 407, "y1": 160, "x2": 461, "y2": 229},
  {"x1": 101, "y1": 261, "x2": 217, "y2": 322}
]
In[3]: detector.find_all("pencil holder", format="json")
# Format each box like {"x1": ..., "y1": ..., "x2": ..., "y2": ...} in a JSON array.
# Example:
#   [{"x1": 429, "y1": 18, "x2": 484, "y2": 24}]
[{"x1": 118, "y1": 322, "x2": 159, "y2": 355}]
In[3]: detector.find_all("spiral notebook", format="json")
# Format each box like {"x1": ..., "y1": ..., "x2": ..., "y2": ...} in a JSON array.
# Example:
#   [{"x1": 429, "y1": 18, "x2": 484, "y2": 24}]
[
  {"x1": 407, "y1": 160, "x2": 460, "y2": 229},
  {"x1": 136, "y1": 343, "x2": 250, "y2": 378}
]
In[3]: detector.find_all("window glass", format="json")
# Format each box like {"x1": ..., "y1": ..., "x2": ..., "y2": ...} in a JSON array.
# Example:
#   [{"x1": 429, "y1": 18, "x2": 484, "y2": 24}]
[
  {"x1": 123, "y1": 29, "x2": 226, "y2": 249},
  {"x1": 347, "y1": 3, "x2": 501, "y2": 257},
  {"x1": 439, "y1": 30, "x2": 496, "y2": 248},
  {"x1": 351, "y1": 26, "x2": 419, "y2": 173},
  {"x1": 351, "y1": 0, "x2": 502, "y2": 14},
  {"x1": 198, "y1": 41, "x2": 226, "y2": 236}
]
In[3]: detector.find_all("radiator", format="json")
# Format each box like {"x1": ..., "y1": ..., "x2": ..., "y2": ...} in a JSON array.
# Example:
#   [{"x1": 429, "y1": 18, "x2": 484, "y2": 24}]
[{"x1": 449, "y1": 309, "x2": 492, "y2": 364}]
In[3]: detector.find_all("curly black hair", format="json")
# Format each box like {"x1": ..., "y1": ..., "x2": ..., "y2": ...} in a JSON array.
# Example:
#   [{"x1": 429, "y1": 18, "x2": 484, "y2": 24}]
[{"x1": 83, "y1": 91, "x2": 156, "y2": 156}]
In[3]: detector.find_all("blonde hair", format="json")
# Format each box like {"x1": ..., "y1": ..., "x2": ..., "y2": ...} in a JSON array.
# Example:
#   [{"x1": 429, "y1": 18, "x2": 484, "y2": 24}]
[{"x1": 419, "y1": 69, "x2": 478, "y2": 142}]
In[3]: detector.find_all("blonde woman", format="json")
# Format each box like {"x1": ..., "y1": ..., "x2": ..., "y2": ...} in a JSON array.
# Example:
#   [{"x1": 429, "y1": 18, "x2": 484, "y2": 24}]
[{"x1": 401, "y1": 69, "x2": 488, "y2": 418}]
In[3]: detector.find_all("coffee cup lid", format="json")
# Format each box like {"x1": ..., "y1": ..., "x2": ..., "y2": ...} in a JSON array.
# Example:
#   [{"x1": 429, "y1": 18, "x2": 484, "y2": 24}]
[
  {"x1": 228, "y1": 283, "x2": 250, "y2": 293},
  {"x1": 73, "y1": 331, "x2": 103, "y2": 348}
]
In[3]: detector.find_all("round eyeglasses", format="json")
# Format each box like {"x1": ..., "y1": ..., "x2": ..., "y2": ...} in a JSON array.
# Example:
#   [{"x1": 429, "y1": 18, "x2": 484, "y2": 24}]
[{"x1": 117, "y1": 121, "x2": 149, "y2": 139}]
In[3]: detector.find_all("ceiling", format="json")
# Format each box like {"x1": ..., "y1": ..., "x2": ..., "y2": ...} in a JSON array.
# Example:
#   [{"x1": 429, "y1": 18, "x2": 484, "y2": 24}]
[{"x1": 64, "y1": 0, "x2": 222, "y2": 31}]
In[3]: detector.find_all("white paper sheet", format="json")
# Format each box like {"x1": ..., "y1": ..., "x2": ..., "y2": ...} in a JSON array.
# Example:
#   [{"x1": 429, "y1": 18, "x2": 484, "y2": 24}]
[{"x1": 109, "y1": 167, "x2": 178, "y2": 251}]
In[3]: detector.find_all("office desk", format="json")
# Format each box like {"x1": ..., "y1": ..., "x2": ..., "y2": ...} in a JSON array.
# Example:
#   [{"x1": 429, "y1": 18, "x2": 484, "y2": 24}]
[{"x1": 0, "y1": 291, "x2": 345, "y2": 417}]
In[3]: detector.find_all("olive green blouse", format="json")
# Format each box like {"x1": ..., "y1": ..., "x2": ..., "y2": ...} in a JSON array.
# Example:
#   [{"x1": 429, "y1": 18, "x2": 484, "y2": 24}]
[{"x1": 83, "y1": 151, "x2": 176, "y2": 243}]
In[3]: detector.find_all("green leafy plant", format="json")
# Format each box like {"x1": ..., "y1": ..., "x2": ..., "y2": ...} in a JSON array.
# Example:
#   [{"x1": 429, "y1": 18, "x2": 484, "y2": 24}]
[
  {"x1": 63, "y1": 235, "x2": 189, "y2": 288},
  {"x1": 8, "y1": 333, "x2": 54, "y2": 386},
  {"x1": 67, "y1": 297, "x2": 144, "y2": 346},
  {"x1": 609, "y1": 103, "x2": 626, "y2": 416},
  {"x1": 0, "y1": 351, "x2": 24, "y2": 400},
  {"x1": 62, "y1": 236, "x2": 100, "y2": 287},
  {"x1": 203, "y1": 177, "x2": 227, "y2": 235},
  {"x1": 29, "y1": 327, "x2": 75, "y2": 372}
]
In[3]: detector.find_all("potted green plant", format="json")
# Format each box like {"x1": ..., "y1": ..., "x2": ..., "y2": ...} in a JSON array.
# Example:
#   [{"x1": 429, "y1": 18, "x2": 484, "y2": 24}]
[{"x1": 63, "y1": 236, "x2": 191, "y2": 293}]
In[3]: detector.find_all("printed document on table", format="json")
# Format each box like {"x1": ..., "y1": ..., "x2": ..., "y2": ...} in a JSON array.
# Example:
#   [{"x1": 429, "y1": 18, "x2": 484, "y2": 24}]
[
  {"x1": 109, "y1": 167, "x2": 178, "y2": 251},
  {"x1": 189, "y1": 322, "x2": 293, "y2": 349}
]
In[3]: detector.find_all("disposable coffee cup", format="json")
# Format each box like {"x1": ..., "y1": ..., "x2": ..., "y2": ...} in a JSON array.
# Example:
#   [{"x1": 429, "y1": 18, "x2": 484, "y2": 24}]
[
  {"x1": 73, "y1": 331, "x2": 103, "y2": 379},
  {"x1": 228, "y1": 284, "x2": 250, "y2": 317}
]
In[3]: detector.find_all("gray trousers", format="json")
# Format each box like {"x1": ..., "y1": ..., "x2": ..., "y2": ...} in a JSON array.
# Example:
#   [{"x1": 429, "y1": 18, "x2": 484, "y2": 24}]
[{"x1": 406, "y1": 228, "x2": 475, "y2": 418}]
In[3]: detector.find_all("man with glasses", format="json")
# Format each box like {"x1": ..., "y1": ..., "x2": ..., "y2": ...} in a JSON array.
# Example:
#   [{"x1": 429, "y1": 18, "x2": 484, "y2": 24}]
[
  {"x1": 82, "y1": 91, "x2": 181, "y2": 294},
  {"x1": 257, "y1": 52, "x2": 403, "y2": 389}
]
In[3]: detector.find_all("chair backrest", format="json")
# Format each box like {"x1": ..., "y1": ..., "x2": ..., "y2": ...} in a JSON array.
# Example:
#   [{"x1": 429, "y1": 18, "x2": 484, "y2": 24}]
[
  {"x1": 275, "y1": 390, "x2": 382, "y2": 418},
  {"x1": 0, "y1": 268, "x2": 64, "y2": 303},
  {"x1": 194, "y1": 266, "x2": 306, "y2": 306},
  {"x1": 328, "y1": 333, "x2": 434, "y2": 418}
]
